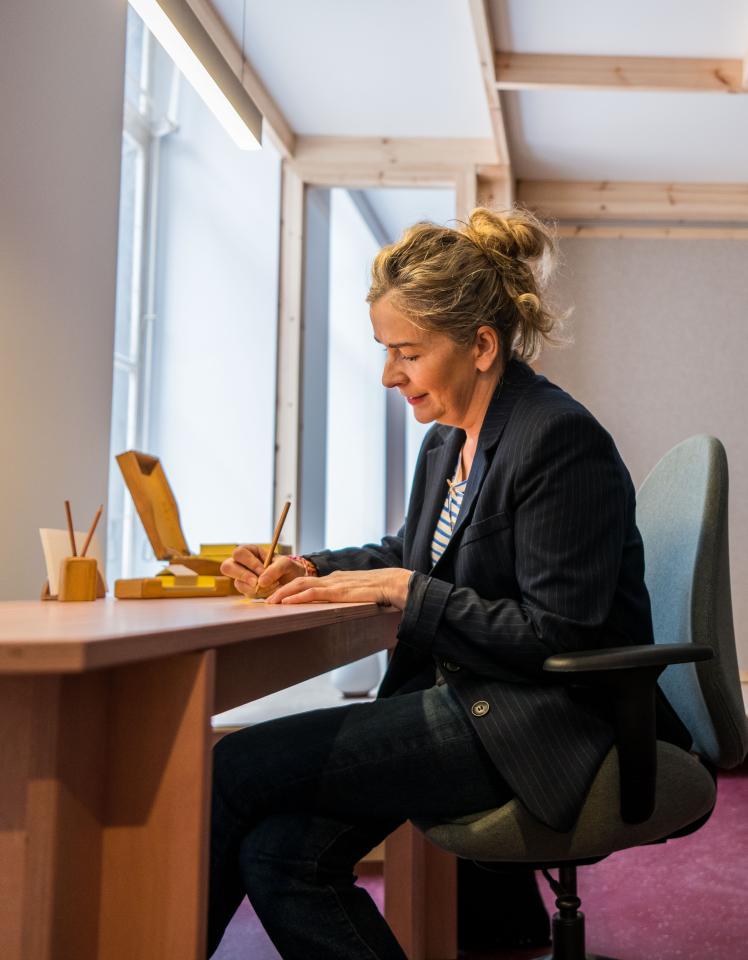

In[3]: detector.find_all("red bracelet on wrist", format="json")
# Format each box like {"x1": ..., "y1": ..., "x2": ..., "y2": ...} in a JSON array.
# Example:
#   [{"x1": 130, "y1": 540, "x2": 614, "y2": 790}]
[{"x1": 288, "y1": 555, "x2": 318, "y2": 577}]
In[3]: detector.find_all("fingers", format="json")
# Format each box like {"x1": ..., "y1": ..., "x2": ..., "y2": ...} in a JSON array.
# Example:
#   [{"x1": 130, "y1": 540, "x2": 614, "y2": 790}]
[
  {"x1": 273, "y1": 590, "x2": 321, "y2": 604},
  {"x1": 220, "y1": 557, "x2": 258, "y2": 588},
  {"x1": 223, "y1": 565, "x2": 379, "y2": 605},
  {"x1": 231, "y1": 544, "x2": 266, "y2": 575},
  {"x1": 233, "y1": 577, "x2": 260, "y2": 598},
  {"x1": 257, "y1": 556, "x2": 305, "y2": 588},
  {"x1": 221, "y1": 546, "x2": 302, "y2": 588},
  {"x1": 266, "y1": 573, "x2": 359, "y2": 605},
  {"x1": 267, "y1": 583, "x2": 325, "y2": 605},
  {"x1": 266, "y1": 576, "x2": 316, "y2": 604},
  {"x1": 231, "y1": 575, "x2": 282, "y2": 600}
]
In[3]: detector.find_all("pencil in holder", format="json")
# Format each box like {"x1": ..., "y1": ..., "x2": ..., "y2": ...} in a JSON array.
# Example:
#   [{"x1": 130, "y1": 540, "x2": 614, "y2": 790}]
[{"x1": 58, "y1": 556, "x2": 98, "y2": 602}]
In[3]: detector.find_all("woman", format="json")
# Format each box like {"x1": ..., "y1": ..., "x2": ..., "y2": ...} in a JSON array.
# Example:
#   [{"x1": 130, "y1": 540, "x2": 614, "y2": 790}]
[{"x1": 210, "y1": 207, "x2": 688, "y2": 959}]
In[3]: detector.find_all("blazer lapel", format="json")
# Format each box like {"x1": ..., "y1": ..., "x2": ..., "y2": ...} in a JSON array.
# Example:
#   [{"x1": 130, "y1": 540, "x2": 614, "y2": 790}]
[
  {"x1": 441, "y1": 443, "x2": 488, "y2": 550},
  {"x1": 410, "y1": 428, "x2": 463, "y2": 572},
  {"x1": 430, "y1": 359, "x2": 537, "y2": 572}
]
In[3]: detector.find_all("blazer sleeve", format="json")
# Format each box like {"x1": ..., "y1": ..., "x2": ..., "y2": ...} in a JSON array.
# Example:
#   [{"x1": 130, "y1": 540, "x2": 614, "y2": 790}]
[
  {"x1": 305, "y1": 526, "x2": 405, "y2": 574},
  {"x1": 396, "y1": 410, "x2": 631, "y2": 683}
]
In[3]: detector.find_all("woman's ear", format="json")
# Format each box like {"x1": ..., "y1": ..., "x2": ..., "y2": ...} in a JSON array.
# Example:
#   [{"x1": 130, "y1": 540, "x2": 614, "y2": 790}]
[{"x1": 474, "y1": 325, "x2": 500, "y2": 372}]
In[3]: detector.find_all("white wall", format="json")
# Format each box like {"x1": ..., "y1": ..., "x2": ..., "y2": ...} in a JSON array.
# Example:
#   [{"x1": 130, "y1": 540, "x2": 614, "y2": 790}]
[
  {"x1": 0, "y1": 0, "x2": 126, "y2": 599},
  {"x1": 541, "y1": 237, "x2": 748, "y2": 667},
  {"x1": 144, "y1": 80, "x2": 282, "y2": 564}
]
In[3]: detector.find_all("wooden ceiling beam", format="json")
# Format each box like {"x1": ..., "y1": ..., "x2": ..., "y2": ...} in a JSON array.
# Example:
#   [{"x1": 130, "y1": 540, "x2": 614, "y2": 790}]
[
  {"x1": 557, "y1": 224, "x2": 748, "y2": 240},
  {"x1": 291, "y1": 139, "x2": 508, "y2": 225},
  {"x1": 293, "y1": 136, "x2": 498, "y2": 169},
  {"x1": 187, "y1": 0, "x2": 296, "y2": 157},
  {"x1": 476, "y1": 164, "x2": 513, "y2": 212},
  {"x1": 518, "y1": 180, "x2": 748, "y2": 222},
  {"x1": 495, "y1": 52, "x2": 747, "y2": 94},
  {"x1": 467, "y1": 0, "x2": 511, "y2": 169},
  {"x1": 292, "y1": 167, "x2": 462, "y2": 189}
]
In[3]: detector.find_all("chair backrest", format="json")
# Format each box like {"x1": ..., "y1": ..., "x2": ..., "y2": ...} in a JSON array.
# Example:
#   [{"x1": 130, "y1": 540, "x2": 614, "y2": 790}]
[{"x1": 637, "y1": 435, "x2": 747, "y2": 769}]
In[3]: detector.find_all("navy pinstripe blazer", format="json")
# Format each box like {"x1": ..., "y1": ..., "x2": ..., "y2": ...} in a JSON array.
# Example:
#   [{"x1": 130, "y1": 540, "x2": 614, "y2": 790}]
[{"x1": 308, "y1": 359, "x2": 688, "y2": 831}]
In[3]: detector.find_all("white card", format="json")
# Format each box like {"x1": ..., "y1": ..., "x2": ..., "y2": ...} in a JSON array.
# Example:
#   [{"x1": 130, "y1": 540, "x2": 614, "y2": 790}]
[
  {"x1": 160, "y1": 563, "x2": 200, "y2": 577},
  {"x1": 39, "y1": 528, "x2": 107, "y2": 596}
]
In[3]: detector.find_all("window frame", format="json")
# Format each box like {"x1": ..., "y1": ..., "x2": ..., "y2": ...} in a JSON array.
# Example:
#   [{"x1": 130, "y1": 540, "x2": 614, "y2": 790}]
[{"x1": 108, "y1": 24, "x2": 163, "y2": 580}]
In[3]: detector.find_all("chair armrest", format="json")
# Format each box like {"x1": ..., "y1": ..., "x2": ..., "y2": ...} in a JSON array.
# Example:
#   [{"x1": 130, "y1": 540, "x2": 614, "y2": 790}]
[
  {"x1": 541, "y1": 644, "x2": 712, "y2": 824},
  {"x1": 544, "y1": 643, "x2": 713, "y2": 674}
]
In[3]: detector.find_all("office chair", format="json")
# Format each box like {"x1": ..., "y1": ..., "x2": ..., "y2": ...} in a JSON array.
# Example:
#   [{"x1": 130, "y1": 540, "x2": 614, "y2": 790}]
[{"x1": 416, "y1": 435, "x2": 748, "y2": 960}]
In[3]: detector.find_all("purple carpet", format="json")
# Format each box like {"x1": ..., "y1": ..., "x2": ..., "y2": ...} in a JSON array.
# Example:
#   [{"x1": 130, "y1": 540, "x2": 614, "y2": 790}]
[{"x1": 213, "y1": 762, "x2": 748, "y2": 959}]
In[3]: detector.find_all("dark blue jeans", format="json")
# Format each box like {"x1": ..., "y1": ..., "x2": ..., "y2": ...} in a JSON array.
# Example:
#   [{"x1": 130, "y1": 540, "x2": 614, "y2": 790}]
[{"x1": 208, "y1": 682, "x2": 512, "y2": 959}]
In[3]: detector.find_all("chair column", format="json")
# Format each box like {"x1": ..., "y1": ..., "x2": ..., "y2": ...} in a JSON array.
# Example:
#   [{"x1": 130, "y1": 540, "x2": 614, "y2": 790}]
[
  {"x1": 550, "y1": 865, "x2": 585, "y2": 960},
  {"x1": 542, "y1": 865, "x2": 619, "y2": 960}
]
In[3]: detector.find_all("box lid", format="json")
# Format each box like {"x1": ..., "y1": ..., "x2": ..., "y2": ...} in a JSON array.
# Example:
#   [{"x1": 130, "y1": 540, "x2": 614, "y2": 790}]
[{"x1": 116, "y1": 451, "x2": 191, "y2": 560}]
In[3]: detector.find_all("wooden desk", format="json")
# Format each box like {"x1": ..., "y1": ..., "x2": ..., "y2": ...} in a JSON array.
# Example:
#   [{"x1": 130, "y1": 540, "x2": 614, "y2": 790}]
[{"x1": 0, "y1": 597, "x2": 456, "y2": 960}]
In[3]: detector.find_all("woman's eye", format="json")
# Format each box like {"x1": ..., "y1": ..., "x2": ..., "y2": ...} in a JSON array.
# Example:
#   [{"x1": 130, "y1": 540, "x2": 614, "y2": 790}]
[{"x1": 380, "y1": 348, "x2": 418, "y2": 362}]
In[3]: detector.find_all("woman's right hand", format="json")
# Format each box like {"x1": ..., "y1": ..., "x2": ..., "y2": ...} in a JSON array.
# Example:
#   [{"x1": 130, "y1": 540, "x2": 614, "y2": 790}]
[{"x1": 220, "y1": 544, "x2": 307, "y2": 597}]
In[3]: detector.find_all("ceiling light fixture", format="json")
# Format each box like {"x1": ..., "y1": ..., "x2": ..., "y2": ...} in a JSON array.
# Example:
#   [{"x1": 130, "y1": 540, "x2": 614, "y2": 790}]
[{"x1": 128, "y1": 0, "x2": 262, "y2": 150}]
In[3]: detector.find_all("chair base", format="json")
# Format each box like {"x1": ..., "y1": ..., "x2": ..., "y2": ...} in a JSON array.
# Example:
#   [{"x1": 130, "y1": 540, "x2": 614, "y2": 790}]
[
  {"x1": 534, "y1": 955, "x2": 620, "y2": 960},
  {"x1": 538, "y1": 866, "x2": 622, "y2": 960}
]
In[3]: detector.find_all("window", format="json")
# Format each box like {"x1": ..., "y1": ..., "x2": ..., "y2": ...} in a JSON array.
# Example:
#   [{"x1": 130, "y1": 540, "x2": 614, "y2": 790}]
[
  {"x1": 108, "y1": 6, "x2": 281, "y2": 585},
  {"x1": 107, "y1": 9, "x2": 153, "y2": 583},
  {"x1": 325, "y1": 189, "x2": 387, "y2": 549},
  {"x1": 322, "y1": 186, "x2": 456, "y2": 547}
]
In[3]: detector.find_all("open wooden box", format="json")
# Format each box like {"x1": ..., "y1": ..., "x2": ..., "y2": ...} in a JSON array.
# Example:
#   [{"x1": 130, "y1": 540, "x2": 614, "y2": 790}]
[{"x1": 116, "y1": 450, "x2": 290, "y2": 583}]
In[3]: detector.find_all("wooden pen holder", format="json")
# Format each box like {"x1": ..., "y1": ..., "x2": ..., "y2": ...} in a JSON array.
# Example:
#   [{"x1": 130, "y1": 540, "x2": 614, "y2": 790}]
[{"x1": 58, "y1": 557, "x2": 98, "y2": 602}]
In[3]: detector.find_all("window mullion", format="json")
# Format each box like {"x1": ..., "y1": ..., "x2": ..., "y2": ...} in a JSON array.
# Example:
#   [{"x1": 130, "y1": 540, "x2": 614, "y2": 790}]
[{"x1": 135, "y1": 133, "x2": 161, "y2": 454}]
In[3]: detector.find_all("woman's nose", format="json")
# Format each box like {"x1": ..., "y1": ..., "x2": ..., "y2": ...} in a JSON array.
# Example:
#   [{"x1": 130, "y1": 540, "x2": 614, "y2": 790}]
[{"x1": 382, "y1": 358, "x2": 405, "y2": 389}]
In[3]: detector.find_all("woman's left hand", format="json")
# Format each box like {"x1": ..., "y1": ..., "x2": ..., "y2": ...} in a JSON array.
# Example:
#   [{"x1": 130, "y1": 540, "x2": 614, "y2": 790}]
[{"x1": 266, "y1": 568, "x2": 413, "y2": 610}]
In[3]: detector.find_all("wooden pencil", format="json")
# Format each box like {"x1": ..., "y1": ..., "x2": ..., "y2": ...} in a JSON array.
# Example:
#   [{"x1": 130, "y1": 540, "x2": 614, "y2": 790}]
[
  {"x1": 64, "y1": 500, "x2": 77, "y2": 557},
  {"x1": 254, "y1": 500, "x2": 291, "y2": 596},
  {"x1": 80, "y1": 504, "x2": 103, "y2": 558}
]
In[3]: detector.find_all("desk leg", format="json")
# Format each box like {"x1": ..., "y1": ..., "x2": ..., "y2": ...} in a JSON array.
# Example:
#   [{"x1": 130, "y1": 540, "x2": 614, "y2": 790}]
[
  {"x1": 0, "y1": 650, "x2": 214, "y2": 960},
  {"x1": 0, "y1": 673, "x2": 111, "y2": 960},
  {"x1": 384, "y1": 822, "x2": 457, "y2": 960},
  {"x1": 98, "y1": 649, "x2": 215, "y2": 960}
]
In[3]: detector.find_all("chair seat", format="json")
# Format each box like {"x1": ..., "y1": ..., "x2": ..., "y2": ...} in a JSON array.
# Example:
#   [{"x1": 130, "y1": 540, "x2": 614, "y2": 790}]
[{"x1": 415, "y1": 741, "x2": 716, "y2": 863}]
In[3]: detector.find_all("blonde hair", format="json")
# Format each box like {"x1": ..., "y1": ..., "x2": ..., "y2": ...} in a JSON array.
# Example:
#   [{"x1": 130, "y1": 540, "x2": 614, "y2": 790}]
[{"x1": 367, "y1": 206, "x2": 565, "y2": 363}]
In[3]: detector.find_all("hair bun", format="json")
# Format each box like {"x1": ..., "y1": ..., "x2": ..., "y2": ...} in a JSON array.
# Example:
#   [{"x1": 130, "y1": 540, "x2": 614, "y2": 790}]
[{"x1": 465, "y1": 207, "x2": 553, "y2": 269}]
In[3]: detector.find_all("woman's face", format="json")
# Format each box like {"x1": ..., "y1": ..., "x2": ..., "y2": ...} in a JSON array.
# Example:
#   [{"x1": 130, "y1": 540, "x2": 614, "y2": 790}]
[{"x1": 370, "y1": 293, "x2": 490, "y2": 429}]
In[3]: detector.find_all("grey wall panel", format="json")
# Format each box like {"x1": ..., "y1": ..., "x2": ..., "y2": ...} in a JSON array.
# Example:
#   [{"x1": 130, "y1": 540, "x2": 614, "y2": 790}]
[
  {"x1": 0, "y1": 0, "x2": 126, "y2": 598},
  {"x1": 542, "y1": 238, "x2": 748, "y2": 666}
]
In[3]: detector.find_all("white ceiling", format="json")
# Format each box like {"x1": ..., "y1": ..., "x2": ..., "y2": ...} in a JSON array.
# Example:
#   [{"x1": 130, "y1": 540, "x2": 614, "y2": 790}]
[
  {"x1": 505, "y1": 90, "x2": 748, "y2": 182},
  {"x1": 209, "y1": 0, "x2": 748, "y2": 184},
  {"x1": 495, "y1": 0, "x2": 748, "y2": 59},
  {"x1": 493, "y1": 0, "x2": 748, "y2": 182},
  {"x1": 212, "y1": 0, "x2": 492, "y2": 137}
]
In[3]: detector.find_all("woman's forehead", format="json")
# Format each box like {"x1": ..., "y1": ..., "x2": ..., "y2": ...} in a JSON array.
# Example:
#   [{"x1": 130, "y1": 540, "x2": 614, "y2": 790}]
[{"x1": 370, "y1": 297, "x2": 427, "y2": 344}]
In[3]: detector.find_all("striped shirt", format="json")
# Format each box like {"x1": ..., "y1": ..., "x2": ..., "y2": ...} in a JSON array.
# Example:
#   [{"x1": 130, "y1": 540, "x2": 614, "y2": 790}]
[{"x1": 430, "y1": 458, "x2": 468, "y2": 566}]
